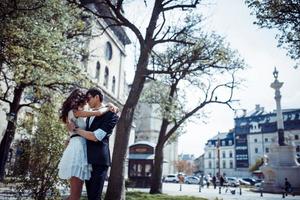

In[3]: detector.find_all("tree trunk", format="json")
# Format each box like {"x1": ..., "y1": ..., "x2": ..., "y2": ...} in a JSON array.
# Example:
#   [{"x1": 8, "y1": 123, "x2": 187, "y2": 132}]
[
  {"x1": 150, "y1": 143, "x2": 164, "y2": 194},
  {"x1": 150, "y1": 119, "x2": 169, "y2": 194},
  {"x1": 105, "y1": 49, "x2": 150, "y2": 200},
  {"x1": 0, "y1": 86, "x2": 23, "y2": 181}
]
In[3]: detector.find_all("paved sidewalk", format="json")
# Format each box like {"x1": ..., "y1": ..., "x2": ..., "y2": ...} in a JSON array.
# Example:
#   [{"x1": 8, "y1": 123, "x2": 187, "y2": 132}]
[{"x1": 126, "y1": 183, "x2": 300, "y2": 200}]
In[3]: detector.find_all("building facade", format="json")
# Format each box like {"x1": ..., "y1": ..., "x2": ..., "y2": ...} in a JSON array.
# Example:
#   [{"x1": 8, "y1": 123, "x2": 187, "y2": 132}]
[
  {"x1": 134, "y1": 82, "x2": 178, "y2": 176},
  {"x1": 235, "y1": 105, "x2": 300, "y2": 177},
  {"x1": 203, "y1": 105, "x2": 300, "y2": 178},
  {"x1": 204, "y1": 131, "x2": 236, "y2": 177}
]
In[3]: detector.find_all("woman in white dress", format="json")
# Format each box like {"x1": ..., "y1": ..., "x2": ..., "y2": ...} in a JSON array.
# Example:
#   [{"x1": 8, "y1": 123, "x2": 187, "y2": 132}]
[{"x1": 58, "y1": 88, "x2": 116, "y2": 200}]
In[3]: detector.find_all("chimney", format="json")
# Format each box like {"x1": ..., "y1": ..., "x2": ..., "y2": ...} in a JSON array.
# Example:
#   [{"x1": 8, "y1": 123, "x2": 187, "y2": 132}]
[
  {"x1": 243, "y1": 109, "x2": 247, "y2": 116},
  {"x1": 255, "y1": 104, "x2": 260, "y2": 111}
]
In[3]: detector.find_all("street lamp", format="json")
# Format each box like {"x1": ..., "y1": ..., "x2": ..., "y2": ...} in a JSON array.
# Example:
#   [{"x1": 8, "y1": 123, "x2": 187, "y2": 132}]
[{"x1": 217, "y1": 137, "x2": 221, "y2": 194}]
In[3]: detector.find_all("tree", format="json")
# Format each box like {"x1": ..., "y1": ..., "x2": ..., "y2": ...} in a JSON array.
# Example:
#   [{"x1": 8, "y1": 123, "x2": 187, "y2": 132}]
[
  {"x1": 249, "y1": 157, "x2": 264, "y2": 172},
  {"x1": 67, "y1": 1, "x2": 201, "y2": 199},
  {"x1": 139, "y1": 33, "x2": 244, "y2": 193},
  {"x1": 0, "y1": 0, "x2": 88, "y2": 180},
  {"x1": 246, "y1": 0, "x2": 300, "y2": 64},
  {"x1": 12, "y1": 99, "x2": 67, "y2": 199},
  {"x1": 174, "y1": 160, "x2": 195, "y2": 175}
]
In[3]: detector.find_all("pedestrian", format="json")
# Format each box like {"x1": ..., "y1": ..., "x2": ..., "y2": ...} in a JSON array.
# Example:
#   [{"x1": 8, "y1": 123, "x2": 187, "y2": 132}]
[
  {"x1": 284, "y1": 177, "x2": 292, "y2": 196},
  {"x1": 220, "y1": 175, "x2": 225, "y2": 187},
  {"x1": 212, "y1": 175, "x2": 217, "y2": 189}
]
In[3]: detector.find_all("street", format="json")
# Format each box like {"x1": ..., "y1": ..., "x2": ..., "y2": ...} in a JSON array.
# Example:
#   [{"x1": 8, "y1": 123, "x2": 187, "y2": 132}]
[{"x1": 125, "y1": 182, "x2": 300, "y2": 200}]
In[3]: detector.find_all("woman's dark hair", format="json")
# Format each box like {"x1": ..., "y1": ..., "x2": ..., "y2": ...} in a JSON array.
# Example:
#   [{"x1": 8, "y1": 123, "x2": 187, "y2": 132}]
[{"x1": 60, "y1": 88, "x2": 87, "y2": 123}]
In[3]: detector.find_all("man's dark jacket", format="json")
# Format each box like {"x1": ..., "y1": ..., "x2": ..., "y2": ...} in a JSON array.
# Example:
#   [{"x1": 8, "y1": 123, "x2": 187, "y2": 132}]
[{"x1": 86, "y1": 111, "x2": 119, "y2": 166}]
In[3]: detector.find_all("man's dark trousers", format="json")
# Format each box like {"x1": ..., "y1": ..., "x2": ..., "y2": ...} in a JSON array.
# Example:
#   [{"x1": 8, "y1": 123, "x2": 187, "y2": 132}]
[{"x1": 85, "y1": 165, "x2": 108, "y2": 200}]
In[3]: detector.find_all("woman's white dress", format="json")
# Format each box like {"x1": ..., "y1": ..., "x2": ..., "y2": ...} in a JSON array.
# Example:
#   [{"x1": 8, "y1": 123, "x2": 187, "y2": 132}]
[{"x1": 58, "y1": 110, "x2": 91, "y2": 180}]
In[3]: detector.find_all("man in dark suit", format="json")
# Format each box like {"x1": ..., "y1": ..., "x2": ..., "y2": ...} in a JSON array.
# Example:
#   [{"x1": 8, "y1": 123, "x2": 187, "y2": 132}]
[{"x1": 74, "y1": 87, "x2": 119, "y2": 200}]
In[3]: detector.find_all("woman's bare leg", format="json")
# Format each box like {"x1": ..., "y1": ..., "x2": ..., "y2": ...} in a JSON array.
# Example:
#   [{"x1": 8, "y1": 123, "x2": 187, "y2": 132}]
[{"x1": 68, "y1": 177, "x2": 83, "y2": 200}]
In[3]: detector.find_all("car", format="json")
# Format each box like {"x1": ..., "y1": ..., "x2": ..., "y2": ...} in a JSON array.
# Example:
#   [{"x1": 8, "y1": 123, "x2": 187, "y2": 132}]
[
  {"x1": 242, "y1": 178, "x2": 256, "y2": 185},
  {"x1": 225, "y1": 177, "x2": 240, "y2": 187},
  {"x1": 238, "y1": 178, "x2": 251, "y2": 186},
  {"x1": 255, "y1": 181, "x2": 264, "y2": 189},
  {"x1": 164, "y1": 174, "x2": 179, "y2": 183},
  {"x1": 184, "y1": 176, "x2": 200, "y2": 184}
]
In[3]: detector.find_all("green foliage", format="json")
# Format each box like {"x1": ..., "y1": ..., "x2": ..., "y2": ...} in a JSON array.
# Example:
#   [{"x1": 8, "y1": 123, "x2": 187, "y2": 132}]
[
  {"x1": 246, "y1": 0, "x2": 300, "y2": 63},
  {"x1": 0, "y1": 0, "x2": 90, "y2": 104},
  {"x1": 126, "y1": 191, "x2": 207, "y2": 200},
  {"x1": 0, "y1": 0, "x2": 93, "y2": 180},
  {"x1": 13, "y1": 97, "x2": 67, "y2": 199},
  {"x1": 249, "y1": 157, "x2": 264, "y2": 172}
]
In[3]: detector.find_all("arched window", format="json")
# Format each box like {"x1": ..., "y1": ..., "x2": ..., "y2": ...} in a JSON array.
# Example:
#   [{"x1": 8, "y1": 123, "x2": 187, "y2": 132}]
[
  {"x1": 112, "y1": 76, "x2": 116, "y2": 93},
  {"x1": 104, "y1": 67, "x2": 109, "y2": 88},
  {"x1": 95, "y1": 61, "x2": 100, "y2": 81},
  {"x1": 105, "y1": 42, "x2": 113, "y2": 60}
]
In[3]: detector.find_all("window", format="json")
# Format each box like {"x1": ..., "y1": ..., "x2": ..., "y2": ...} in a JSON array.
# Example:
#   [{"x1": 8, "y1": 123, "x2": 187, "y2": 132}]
[
  {"x1": 229, "y1": 160, "x2": 233, "y2": 168},
  {"x1": 254, "y1": 138, "x2": 258, "y2": 143},
  {"x1": 265, "y1": 147, "x2": 269, "y2": 153},
  {"x1": 222, "y1": 141, "x2": 225, "y2": 146},
  {"x1": 105, "y1": 41, "x2": 113, "y2": 60},
  {"x1": 222, "y1": 151, "x2": 226, "y2": 158},
  {"x1": 95, "y1": 61, "x2": 100, "y2": 81},
  {"x1": 296, "y1": 146, "x2": 300, "y2": 152},
  {"x1": 112, "y1": 76, "x2": 116, "y2": 93},
  {"x1": 228, "y1": 140, "x2": 232, "y2": 145},
  {"x1": 145, "y1": 164, "x2": 152, "y2": 176},
  {"x1": 208, "y1": 152, "x2": 211, "y2": 159},
  {"x1": 295, "y1": 135, "x2": 299, "y2": 140},
  {"x1": 208, "y1": 161, "x2": 212, "y2": 169},
  {"x1": 104, "y1": 67, "x2": 109, "y2": 87},
  {"x1": 229, "y1": 151, "x2": 233, "y2": 158},
  {"x1": 255, "y1": 148, "x2": 258, "y2": 153},
  {"x1": 222, "y1": 160, "x2": 226, "y2": 169},
  {"x1": 265, "y1": 138, "x2": 268, "y2": 142}
]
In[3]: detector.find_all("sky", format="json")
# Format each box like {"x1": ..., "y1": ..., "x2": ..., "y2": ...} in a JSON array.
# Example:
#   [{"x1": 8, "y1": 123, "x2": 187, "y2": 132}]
[{"x1": 123, "y1": 0, "x2": 300, "y2": 157}]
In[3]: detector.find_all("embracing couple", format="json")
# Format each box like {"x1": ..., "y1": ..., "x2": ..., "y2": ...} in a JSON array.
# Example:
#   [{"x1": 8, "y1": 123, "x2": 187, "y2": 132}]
[{"x1": 58, "y1": 87, "x2": 119, "y2": 200}]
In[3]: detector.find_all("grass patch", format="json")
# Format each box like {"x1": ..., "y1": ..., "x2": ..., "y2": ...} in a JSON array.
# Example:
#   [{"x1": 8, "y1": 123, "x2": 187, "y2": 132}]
[{"x1": 126, "y1": 191, "x2": 208, "y2": 200}]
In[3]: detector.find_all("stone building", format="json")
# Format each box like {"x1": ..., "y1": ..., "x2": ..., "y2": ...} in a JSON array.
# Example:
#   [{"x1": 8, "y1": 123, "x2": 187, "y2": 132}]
[{"x1": 203, "y1": 105, "x2": 300, "y2": 178}]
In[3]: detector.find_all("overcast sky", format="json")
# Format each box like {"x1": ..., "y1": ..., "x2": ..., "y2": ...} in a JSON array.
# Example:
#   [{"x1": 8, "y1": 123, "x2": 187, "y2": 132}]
[
  {"x1": 178, "y1": 0, "x2": 300, "y2": 157},
  {"x1": 124, "y1": 0, "x2": 300, "y2": 157}
]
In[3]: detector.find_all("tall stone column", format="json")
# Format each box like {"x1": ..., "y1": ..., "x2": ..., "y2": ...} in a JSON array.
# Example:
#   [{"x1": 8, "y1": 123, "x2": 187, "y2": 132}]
[
  {"x1": 270, "y1": 68, "x2": 285, "y2": 146},
  {"x1": 261, "y1": 68, "x2": 300, "y2": 195}
]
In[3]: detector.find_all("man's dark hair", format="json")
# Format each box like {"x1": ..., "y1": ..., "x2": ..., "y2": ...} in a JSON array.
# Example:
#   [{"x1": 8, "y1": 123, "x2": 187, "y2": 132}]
[{"x1": 86, "y1": 87, "x2": 104, "y2": 102}]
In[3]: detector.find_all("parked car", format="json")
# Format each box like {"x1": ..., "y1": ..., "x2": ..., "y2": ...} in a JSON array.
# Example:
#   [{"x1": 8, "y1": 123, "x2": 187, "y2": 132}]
[
  {"x1": 164, "y1": 174, "x2": 179, "y2": 183},
  {"x1": 184, "y1": 176, "x2": 200, "y2": 184},
  {"x1": 242, "y1": 178, "x2": 256, "y2": 185},
  {"x1": 225, "y1": 177, "x2": 240, "y2": 187},
  {"x1": 238, "y1": 178, "x2": 251, "y2": 186},
  {"x1": 255, "y1": 181, "x2": 264, "y2": 189}
]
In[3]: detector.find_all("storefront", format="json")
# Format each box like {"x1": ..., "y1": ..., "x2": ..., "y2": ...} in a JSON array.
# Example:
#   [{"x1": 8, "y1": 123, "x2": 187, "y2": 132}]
[{"x1": 128, "y1": 142, "x2": 155, "y2": 188}]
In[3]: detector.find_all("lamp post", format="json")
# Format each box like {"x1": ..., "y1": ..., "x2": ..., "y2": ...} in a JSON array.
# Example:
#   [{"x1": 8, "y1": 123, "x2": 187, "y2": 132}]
[
  {"x1": 270, "y1": 68, "x2": 285, "y2": 146},
  {"x1": 217, "y1": 138, "x2": 221, "y2": 194}
]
